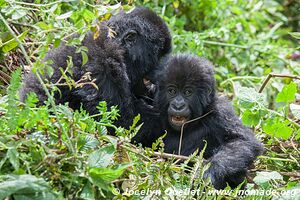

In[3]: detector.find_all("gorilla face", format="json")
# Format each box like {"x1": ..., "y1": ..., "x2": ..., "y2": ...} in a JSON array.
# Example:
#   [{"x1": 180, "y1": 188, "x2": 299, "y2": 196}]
[
  {"x1": 156, "y1": 54, "x2": 216, "y2": 131},
  {"x1": 166, "y1": 84, "x2": 193, "y2": 131},
  {"x1": 107, "y1": 7, "x2": 171, "y2": 91}
]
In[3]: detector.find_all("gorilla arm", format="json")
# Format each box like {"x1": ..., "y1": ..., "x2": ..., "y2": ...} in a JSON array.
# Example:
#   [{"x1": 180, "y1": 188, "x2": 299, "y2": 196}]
[{"x1": 205, "y1": 98, "x2": 263, "y2": 189}]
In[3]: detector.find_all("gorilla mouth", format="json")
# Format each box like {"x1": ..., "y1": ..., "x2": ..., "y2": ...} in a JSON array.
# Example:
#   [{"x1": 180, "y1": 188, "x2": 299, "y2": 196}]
[{"x1": 170, "y1": 115, "x2": 188, "y2": 126}]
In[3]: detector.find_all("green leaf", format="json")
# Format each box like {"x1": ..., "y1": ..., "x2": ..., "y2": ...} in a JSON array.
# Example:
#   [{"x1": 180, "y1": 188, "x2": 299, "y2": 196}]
[
  {"x1": 290, "y1": 103, "x2": 300, "y2": 119},
  {"x1": 87, "y1": 145, "x2": 115, "y2": 168},
  {"x1": 289, "y1": 32, "x2": 300, "y2": 40},
  {"x1": 45, "y1": 64, "x2": 54, "y2": 78},
  {"x1": 262, "y1": 118, "x2": 293, "y2": 140},
  {"x1": 34, "y1": 22, "x2": 51, "y2": 30},
  {"x1": 0, "y1": 174, "x2": 56, "y2": 200},
  {"x1": 253, "y1": 171, "x2": 283, "y2": 189},
  {"x1": 80, "y1": 182, "x2": 95, "y2": 200},
  {"x1": 45, "y1": 4, "x2": 58, "y2": 13},
  {"x1": 81, "y1": 51, "x2": 88, "y2": 66},
  {"x1": 0, "y1": 0, "x2": 6, "y2": 8},
  {"x1": 7, "y1": 148, "x2": 19, "y2": 171},
  {"x1": 56, "y1": 11, "x2": 73, "y2": 20},
  {"x1": 11, "y1": 9, "x2": 27, "y2": 20},
  {"x1": 53, "y1": 38, "x2": 61, "y2": 48},
  {"x1": 1, "y1": 31, "x2": 28, "y2": 53},
  {"x1": 275, "y1": 125, "x2": 293, "y2": 140},
  {"x1": 82, "y1": 9, "x2": 95, "y2": 21},
  {"x1": 276, "y1": 82, "x2": 297, "y2": 103},
  {"x1": 88, "y1": 164, "x2": 130, "y2": 191},
  {"x1": 296, "y1": 130, "x2": 300, "y2": 140},
  {"x1": 241, "y1": 109, "x2": 260, "y2": 127},
  {"x1": 276, "y1": 186, "x2": 300, "y2": 200},
  {"x1": 231, "y1": 7, "x2": 242, "y2": 15},
  {"x1": 236, "y1": 86, "x2": 267, "y2": 109}
]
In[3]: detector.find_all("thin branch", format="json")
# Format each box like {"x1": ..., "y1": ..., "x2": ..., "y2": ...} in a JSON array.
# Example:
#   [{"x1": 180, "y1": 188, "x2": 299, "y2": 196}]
[
  {"x1": 281, "y1": 171, "x2": 300, "y2": 178},
  {"x1": 259, "y1": 73, "x2": 300, "y2": 93},
  {"x1": 153, "y1": 151, "x2": 190, "y2": 161},
  {"x1": 178, "y1": 110, "x2": 214, "y2": 155},
  {"x1": 220, "y1": 76, "x2": 262, "y2": 87},
  {"x1": 122, "y1": 142, "x2": 206, "y2": 163},
  {"x1": 202, "y1": 40, "x2": 249, "y2": 49},
  {"x1": 13, "y1": 0, "x2": 64, "y2": 7},
  {"x1": 259, "y1": 155, "x2": 297, "y2": 163}
]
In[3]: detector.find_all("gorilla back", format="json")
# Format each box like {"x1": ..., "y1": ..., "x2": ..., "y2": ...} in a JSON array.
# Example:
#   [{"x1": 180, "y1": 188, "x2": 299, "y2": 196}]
[
  {"x1": 20, "y1": 26, "x2": 133, "y2": 125},
  {"x1": 153, "y1": 54, "x2": 263, "y2": 189}
]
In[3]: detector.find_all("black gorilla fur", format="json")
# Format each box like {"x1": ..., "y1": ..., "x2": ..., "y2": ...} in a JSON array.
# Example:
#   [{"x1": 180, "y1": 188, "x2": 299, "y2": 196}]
[
  {"x1": 19, "y1": 7, "x2": 171, "y2": 127},
  {"x1": 107, "y1": 7, "x2": 171, "y2": 95},
  {"x1": 137, "y1": 54, "x2": 263, "y2": 189}
]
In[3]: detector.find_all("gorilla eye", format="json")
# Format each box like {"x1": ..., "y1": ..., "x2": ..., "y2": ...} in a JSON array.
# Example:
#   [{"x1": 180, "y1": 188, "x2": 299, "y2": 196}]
[
  {"x1": 124, "y1": 30, "x2": 137, "y2": 43},
  {"x1": 184, "y1": 89, "x2": 193, "y2": 96},
  {"x1": 168, "y1": 88, "x2": 177, "y2": 96}
]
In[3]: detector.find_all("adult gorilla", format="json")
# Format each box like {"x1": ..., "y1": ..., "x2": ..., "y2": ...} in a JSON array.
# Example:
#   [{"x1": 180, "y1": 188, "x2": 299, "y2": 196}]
[
  {"x1": 139, "y1": 54, "x2": 263, "y2": 189},
  {"x1": 19, "y1": 7, "x2": 171, "y2": 128}
]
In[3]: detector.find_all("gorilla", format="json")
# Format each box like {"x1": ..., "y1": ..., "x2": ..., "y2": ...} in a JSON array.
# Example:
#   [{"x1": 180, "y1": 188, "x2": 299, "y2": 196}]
[
  {"x1": 19, "y1": 7, "x2": 171, "y2": 127},
  {"x1": 107, "y1": 7, "x2": 171, "y2": 96},
  {"x1": 137, "y1": 54, "x2": 263, "y2": 189}
]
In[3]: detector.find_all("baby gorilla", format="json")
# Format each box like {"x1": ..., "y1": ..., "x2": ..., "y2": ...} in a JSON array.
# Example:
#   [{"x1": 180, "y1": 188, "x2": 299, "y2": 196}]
[
  {"x1": 20, "y1": 7, "x2": 171, "y2": 128},
  {"x1": 152, "y1": 54, "x2": 263, "y2": 189}
]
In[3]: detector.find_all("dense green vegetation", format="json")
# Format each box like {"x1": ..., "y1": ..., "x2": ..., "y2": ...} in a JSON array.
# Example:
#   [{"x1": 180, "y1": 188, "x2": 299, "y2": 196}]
[{"x1": 0, "y1": 0, "x2": 299, "y2": 199}]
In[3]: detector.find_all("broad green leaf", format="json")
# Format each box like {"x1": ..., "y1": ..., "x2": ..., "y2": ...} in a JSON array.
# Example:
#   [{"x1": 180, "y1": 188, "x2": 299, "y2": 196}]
[
  {"x1": 0, "y1": 174, "x2": 56, "y2": 200},
  {"x1": 276, "y1": 82, "x2": 297, "y2": 103},
  {"x1": 82, "y1": 9, "x2": 95, "y2": 21},
  {"x1": 80, "y1": 182, "x2": 94, "y2": 200},
  {"x1": 88, "y1": 164, "x2": 131, "y2": 191},
  {"x1": 236, "y1": 86, "x2": 267, "y2": 109},
  {"x1": 262, "y1": 118, "x2": 293, "y2": 140},
  {"x1": 241, "y1": 109, "x2": 260, "y2": 126},
  {"x1": 253, "y1": 171, "x2": 283, "y2": 189},
  {"x1": 275, "y1": 125, "x2": 293, "y2": 140},
  {"x1": 80, "y1": 135, "x2": 99, "y2": 152},
  {"x1": 1, "y1": 31, "x2": 28, "y2": 53},
  {"x1": 87, "y1": 144, "x2": 115, "y2": 168}
]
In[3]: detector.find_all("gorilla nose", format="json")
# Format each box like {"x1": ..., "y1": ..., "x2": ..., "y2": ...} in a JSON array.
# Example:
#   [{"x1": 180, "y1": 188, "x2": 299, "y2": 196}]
[{"x1": 171, "y1": 102, "x2": 187, "y2": 111}]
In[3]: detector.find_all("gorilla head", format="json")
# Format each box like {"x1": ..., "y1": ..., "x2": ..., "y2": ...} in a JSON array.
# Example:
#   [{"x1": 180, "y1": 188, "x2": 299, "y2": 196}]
[
  {"x1": 108, "y1": 7, "x2": 172, "y2": 93},
  {"x1": 156, "y1": 54, "x2": 216, "y2": 131}
]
